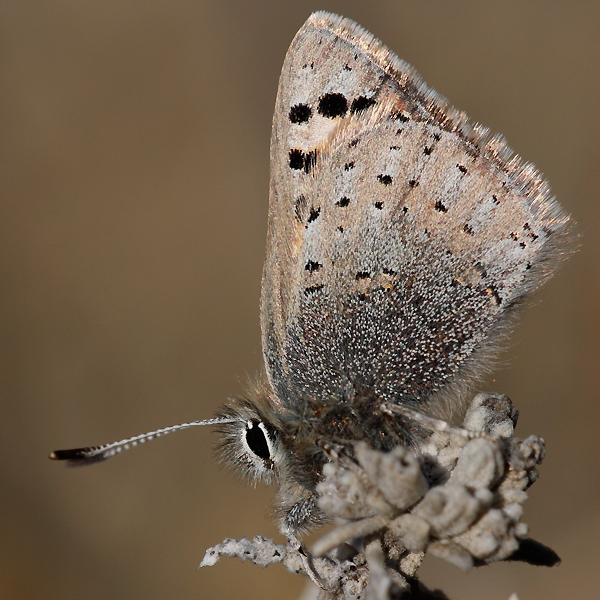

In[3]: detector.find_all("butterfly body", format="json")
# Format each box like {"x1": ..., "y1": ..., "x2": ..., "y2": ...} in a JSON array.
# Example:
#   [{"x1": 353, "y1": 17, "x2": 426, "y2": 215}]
[{"x1": 218, "y1": 381, "x2": 420, "y2": 532}]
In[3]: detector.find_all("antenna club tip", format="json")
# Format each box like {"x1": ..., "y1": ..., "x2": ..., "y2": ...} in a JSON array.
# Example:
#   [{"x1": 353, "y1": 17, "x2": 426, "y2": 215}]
[{"x1": 50, "y1": 448, "x2": 89, "y2": 461}]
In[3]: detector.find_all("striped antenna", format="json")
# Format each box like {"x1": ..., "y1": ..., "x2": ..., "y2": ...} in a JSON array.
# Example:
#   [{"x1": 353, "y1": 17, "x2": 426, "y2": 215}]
[{"x1": 49, "y1": 417, "x2": 240, "y2": 466}]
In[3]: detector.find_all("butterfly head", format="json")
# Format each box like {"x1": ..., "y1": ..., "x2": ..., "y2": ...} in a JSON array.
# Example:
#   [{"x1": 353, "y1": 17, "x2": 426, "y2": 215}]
[
  {"x1": 214, "y1": 396, "x2": 284, "y2": 486},
  {"x1": 211, "y1": 381, "x2": 330, "y2": 533}
]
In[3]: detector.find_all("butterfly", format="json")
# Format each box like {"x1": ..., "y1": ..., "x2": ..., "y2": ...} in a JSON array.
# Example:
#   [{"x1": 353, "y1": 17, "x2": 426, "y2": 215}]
[{"x1": 51, "y1": 12, "x2": 571, "y2": 548}]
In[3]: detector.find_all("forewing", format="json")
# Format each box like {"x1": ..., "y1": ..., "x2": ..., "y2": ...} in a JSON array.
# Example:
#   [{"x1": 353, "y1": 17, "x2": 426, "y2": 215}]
[{"x1": 261, "y1": 12, "x2": 570, "y2": 414}]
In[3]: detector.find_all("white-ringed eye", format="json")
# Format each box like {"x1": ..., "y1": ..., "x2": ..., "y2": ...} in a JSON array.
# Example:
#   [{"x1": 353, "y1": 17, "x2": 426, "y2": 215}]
[{"x1": 243, "y1": 420, "x2": 275, "y2": 464}]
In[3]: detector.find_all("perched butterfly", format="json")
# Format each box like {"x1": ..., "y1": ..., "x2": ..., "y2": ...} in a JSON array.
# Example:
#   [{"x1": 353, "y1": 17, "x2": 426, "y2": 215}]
[{"x1": 51, "y1": 12, "x2": 570, "y2": 547}]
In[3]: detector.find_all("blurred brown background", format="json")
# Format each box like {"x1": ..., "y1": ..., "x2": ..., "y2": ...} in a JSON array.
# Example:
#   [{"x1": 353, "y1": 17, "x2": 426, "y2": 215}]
[{"x1": 1, "y1": 1, "x2": 598, "y2": 599}]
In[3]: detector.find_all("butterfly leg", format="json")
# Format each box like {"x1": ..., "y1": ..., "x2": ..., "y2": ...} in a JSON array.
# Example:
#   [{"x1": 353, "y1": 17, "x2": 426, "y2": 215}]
[{"x1": 285, "y1": 532, "x2": 328, "y2": 590}]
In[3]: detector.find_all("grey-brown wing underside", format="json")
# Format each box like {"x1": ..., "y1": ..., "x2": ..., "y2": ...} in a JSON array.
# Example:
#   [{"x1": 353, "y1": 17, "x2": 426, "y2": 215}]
[{"x1": 261, "y1": 12, "x2": 570, "y2": 415}]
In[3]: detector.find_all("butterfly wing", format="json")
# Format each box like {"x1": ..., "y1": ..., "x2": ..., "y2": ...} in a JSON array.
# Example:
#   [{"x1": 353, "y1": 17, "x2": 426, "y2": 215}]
[{"x1": 261, "y1": 12, "x2": 570, "y2": 416}]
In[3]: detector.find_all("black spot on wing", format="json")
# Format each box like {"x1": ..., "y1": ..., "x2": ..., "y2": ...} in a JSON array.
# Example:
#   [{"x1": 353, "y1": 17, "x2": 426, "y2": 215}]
[
  {"x1": 350, "y1": 95, "x2": 376, "y2": 114},
  {"x1": 434, "y1": 201, "x2": 448, "y2": 213},
  {"x1": 289, "y1": 149, "x2": 304, "y2": 170},
  {"x1": 336, "y1": 197, "x2": 350, "y2": 207},
  {"x1": 318, "y1": 93, "x2": 348, "y2": 118},
  {"x1": 305, "y1": 260, "x2": 322, "y2": 273},
  {"x1": 289, "y1": 149, "x2": 318, "y2": 174},
  {"x1": 391, "y1": 112, "x2": 409, "y2": 122},
  {"x1": 307, "y1": 207, "x2": 321, "y2": 224},
  {"x1": 523, "y1": 222, "x2": 539, "y2": 240},
  {"x1": 377, "y1": 174, "x2": 392, "y2": 185},
  {"x1": 304, "y1": 284, "x2": 324, "y2": 296},
  {"x1": 289, "y1": 103, "x2": 312, "y2": 124}
]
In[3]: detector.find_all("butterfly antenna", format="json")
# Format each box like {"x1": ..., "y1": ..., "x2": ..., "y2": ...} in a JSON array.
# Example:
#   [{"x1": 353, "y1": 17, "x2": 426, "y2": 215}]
[{"x1": 49, "y1": 417, "x2": 240, "y2": 466}]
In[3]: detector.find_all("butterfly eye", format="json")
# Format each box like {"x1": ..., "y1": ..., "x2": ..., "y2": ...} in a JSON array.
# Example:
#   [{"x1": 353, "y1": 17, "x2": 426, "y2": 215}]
[
  {"x1": 243, "y1": 420, "x2": 275, "y2": 466},
  {"x1": 213, "y1": 405, "x2": 281, "y2": 484}
]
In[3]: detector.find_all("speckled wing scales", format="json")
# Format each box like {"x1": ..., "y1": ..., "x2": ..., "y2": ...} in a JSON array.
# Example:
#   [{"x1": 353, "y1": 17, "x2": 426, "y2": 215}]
[{"x1": 261, "y1": 12, "x2": 571, "y2": 415}]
